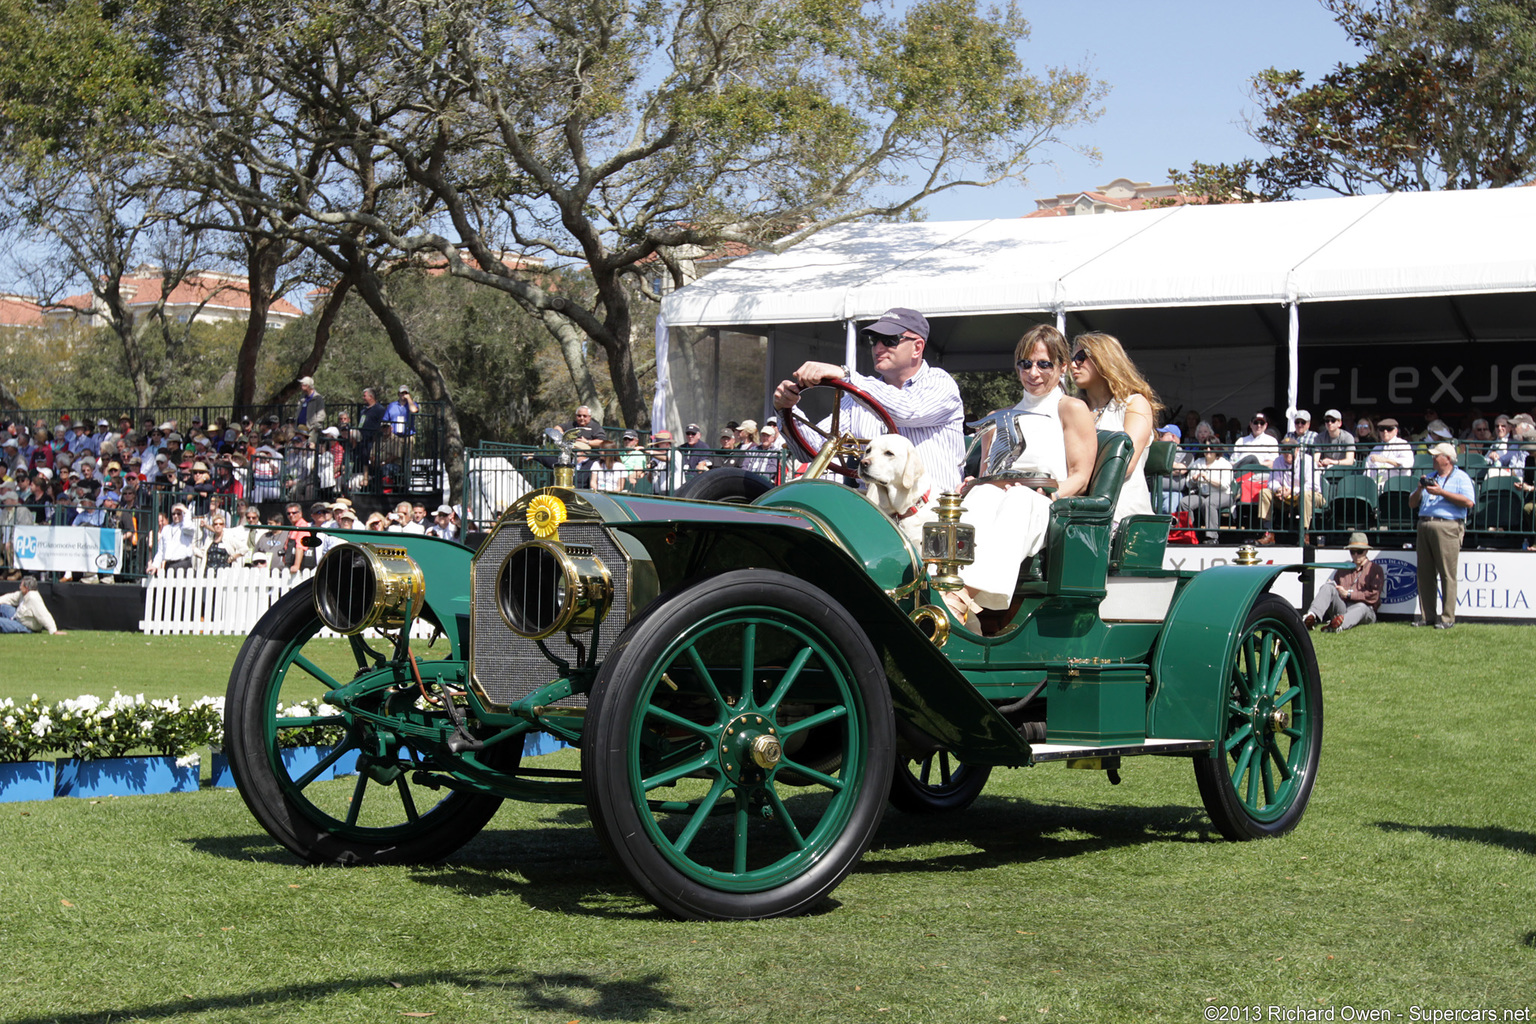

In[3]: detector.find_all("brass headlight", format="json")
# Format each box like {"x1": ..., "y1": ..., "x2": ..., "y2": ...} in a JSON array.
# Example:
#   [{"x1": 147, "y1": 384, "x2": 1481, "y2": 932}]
[
  {"x1": 497, "y1": 539, "x2": 612, "y2": 639},
  {"x1": 313, "y1": 543, "x2": 425, "y2": 634}
]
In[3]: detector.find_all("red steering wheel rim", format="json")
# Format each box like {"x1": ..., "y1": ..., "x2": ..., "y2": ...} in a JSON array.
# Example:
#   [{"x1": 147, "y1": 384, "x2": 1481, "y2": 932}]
[{"x1": 780, "y1": 376, "x2": 900, "y2": 479}]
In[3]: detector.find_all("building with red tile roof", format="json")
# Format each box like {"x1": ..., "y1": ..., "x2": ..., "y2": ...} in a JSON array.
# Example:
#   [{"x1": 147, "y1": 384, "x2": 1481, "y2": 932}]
[
  {"x1": 0, "y1": 293, "x2": 45, "y2": 328},
  {"x1": 43, "y1": 266, "x2": 304, "y2": 330},
  {"x1": 1025, "y1": 177, "x2": 1193, "y2": 218}
]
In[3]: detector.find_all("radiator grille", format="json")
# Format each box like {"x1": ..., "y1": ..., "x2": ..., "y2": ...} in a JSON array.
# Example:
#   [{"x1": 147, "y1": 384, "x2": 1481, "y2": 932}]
[{"x1": 469, "y1": 520, "x2": 628, "y2": 708}]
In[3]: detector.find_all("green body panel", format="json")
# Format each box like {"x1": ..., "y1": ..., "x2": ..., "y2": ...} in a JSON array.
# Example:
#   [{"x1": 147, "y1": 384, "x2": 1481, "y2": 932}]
[
  {"x1": 1047, "y1": 666, "x2": 1148, "y2": 745},
  {"x1": 330, "y1": 528, "x2": 475, "y2": 658},
  {"x1": 1110, "y1": 515, "x2": 1173, "y2": 574},
  {"x1": 578, "y1": 483, "x2": 1034, "y2": 766},
  {"x1": 1146, "y1": 563, "x2": 1299, "y2": 741}
]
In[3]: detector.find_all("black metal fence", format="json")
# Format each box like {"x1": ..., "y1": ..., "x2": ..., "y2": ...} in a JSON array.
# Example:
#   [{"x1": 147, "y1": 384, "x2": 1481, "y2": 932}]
[
  {"x1": 1146, "y1": 440, "x2": 1534, "y2": 551},
  {"x1": 465, "y1": 441, "x2": 795, "y2": 530}
]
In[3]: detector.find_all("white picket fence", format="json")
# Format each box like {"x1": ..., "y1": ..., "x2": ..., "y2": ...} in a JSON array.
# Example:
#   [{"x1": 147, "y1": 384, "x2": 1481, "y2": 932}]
[{"x1": 138, "y1": 567, "x2": 435, "y2": 638}]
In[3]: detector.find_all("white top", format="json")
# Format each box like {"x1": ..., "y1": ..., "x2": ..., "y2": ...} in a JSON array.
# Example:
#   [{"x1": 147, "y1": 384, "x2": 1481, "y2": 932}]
[
  {"x1": 1006, "y1": 387, "x2": 1068, "y2": 479},
  {"x1": 1096, "y1": 396, "x2": 1153, "y2": 522}
]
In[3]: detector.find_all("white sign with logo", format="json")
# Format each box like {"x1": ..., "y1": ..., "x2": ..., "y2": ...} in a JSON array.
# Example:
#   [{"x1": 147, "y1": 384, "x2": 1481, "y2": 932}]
[
  {"x1": 1161, "y1": 546, "x2": 1305, "y2": 607},
  {"x1": 1317, "y1": 547, "x2": 1536, "y2": 620},
  {"x1": 12, "y1": 526, "x2": 124, "y2": 574}
]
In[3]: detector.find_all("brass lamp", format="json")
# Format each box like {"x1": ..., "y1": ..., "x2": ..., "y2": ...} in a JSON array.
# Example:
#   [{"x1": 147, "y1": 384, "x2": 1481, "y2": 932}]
[{"x1": 922, "y1": 491, "x2": 975, "y2": 591}]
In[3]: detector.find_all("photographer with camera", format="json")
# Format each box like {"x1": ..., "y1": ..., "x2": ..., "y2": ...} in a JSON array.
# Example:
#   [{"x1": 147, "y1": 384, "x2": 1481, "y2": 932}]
[{"x1": 1408, "y1": 442, "x2": 1475, "y2": 629}]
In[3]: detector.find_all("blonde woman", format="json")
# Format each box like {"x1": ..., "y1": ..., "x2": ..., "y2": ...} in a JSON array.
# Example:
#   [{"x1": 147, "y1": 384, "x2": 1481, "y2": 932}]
[{"x1": 1068, "y1": 332, "x2": 1162, "y2": 523}]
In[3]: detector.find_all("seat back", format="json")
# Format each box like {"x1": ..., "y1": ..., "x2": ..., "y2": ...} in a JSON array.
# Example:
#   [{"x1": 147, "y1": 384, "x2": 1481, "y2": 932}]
[{"x1": 1040, "y1": 431, "x2": 1131, "y2": 597}]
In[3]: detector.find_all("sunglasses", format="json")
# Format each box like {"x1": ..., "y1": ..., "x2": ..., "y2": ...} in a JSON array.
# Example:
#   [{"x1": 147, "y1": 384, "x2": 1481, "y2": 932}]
[
  {"x1": 1016, "y1": 359, "x2": 1055, "y2": 372},
  {"x1": 1251, "y1": 418, "x2": 1267, "y2": 425},
  {"x1": 1069, "y1": 350, "x2": 1090, "y2": 365},
  {"x1": 866, "y1": 332, "x2": 916, "y2": 348}
]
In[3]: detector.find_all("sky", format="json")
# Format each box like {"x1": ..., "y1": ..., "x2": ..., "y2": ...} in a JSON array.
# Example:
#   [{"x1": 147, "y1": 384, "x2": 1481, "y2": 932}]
[
  {"x1": 2, "y1": 1, "x2": 1363, "y2": 297},
  {"x1": 917, "y1": 0, "x2": 1362, "y2": 220}
]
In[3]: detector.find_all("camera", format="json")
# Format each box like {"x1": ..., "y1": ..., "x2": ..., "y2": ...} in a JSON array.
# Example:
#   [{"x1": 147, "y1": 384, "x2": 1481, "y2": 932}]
[{"x1": 1420, "y1": 475, "x2": 1436, "y2": 488}]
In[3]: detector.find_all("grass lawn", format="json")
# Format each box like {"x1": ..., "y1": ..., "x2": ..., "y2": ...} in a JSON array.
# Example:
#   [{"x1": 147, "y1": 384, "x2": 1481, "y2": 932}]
[{"x1": 1, "y1": 625, "x2": 1533, "y2": 1023}]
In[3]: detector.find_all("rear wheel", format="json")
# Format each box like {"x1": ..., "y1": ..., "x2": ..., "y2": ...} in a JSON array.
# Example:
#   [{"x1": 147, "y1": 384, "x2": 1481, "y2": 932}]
[
  {"x1": 889, "y1": 752, "x2": 991, "y2": 814},
  {"x1": 1194, "y1": 594, "x2": 1322, "y2": 840},
  {"x1": 583, "y1": 570, "x2": 894, "y2": 920},
  {"x1": 225, "y1": 585, "x2": 510, "y2": 865}
]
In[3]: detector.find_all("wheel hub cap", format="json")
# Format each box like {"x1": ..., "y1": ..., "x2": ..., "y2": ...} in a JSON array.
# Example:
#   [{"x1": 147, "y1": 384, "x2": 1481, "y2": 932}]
[{"x1": 718, "y1": 713, "x2": 778, "y2": 784}]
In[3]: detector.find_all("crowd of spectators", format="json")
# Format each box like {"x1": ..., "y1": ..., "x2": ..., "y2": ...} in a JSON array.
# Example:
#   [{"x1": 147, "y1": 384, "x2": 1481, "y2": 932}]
[
  {"x1": 0, "y1": 391, "x2": 456, "y2": 579},
  {"x1": 541, "y1": 406, "x2": 790, "y2": 495},
  {"x1": 1149, "y1": 404, "x2": 1536, "y2": 545}
]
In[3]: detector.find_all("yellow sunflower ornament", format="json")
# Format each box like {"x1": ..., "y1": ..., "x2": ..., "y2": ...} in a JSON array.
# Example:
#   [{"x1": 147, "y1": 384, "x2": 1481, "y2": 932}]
[{"x1": 526, "y1": 494, "x2": 567, "y2": 540}]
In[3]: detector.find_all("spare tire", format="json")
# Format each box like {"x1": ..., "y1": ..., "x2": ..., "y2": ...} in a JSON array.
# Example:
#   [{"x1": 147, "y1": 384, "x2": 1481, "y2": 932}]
[{"x1": 676, "y1": 467, "x2": 775, "y2": 503}]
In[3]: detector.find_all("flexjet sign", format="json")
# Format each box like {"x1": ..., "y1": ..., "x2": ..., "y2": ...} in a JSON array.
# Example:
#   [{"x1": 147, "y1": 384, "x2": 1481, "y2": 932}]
[{"x1": 1304, "y1": 343, "x2": 1536, "y2": 410}]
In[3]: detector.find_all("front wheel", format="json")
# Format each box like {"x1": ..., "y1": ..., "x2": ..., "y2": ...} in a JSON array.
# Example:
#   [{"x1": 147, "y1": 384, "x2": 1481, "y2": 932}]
[
  {"x1": 1194, "y1": 594, "x2": 1323, "y2": 840},
  {"x1": 224, "y1": 584, "x2": 510, "y2": 865},
  {"x1": 583, "y1": 570, "x2": 894, "y2": 920}
]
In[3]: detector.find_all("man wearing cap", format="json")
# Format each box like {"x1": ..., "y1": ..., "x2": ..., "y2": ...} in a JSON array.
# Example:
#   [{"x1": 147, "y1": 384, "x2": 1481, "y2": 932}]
[
  {"x1": 1315, "y1": 410, "x2": 1356, "y2": 468},
  {"x1": 1284, "y1": 410, "x2": 1319, "y2": 448},
  {"x1": 1364, "y1": 417, "x2": 1413, "y2": 481},
  {"x1": 1232, "y1": 412, "x2": 1279, "y2": 468},
  {"x1": 1409, "y1": 441, "x2": 1475, "y2": 628},
  {"x1": 150, "y1": 504, "x2": 198, "y2": 574},
  {"x1": 772, "y1": 307, "x2": 965, "y2": 490},
  {"x1": 0, "y1": 576, "x2": 63, "y2": 634},
  {"x1": 1154, "y1": 423, "x2": 1186, "y2": 514},
  {"x1": 678, "y1": 424, "x2": 711, "y2": 476},
  {"x1": 428, "y1": 504, "x2": 457, "y2": 540},
  {"x1": 646, "y1": 430, "x2": 684, "y2": 494},
  {"x1": 1302, "y1": 532, "x2": 1384, "y2": 633},
  {"x1": 296, "y1": 375, "x2": 327, "y2": 441},
  {"x1": 182, "y1": 461, "x2": 216, "y2": 516},
  {"x1": 618, "y1": 429, "x2": 646, "y2": 480}
]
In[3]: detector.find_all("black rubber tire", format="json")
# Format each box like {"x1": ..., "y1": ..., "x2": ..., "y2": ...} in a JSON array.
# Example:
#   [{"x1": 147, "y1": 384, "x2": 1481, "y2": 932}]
[
  {"x1": 582, "y1": 569, "x2": 894, "y2": 920},
  {"x1": 889, "y1": 752, "x2": 992, "y2": 814},
  {"x1": 676, "y1": 467, "x2": 775, "y2": 503},
  {"x1": 225, "y1": 584, "x2": 507, "y2": 865},
  {"x1": 1194, "y1": 593, "x2": 1323, "y2": 841}
]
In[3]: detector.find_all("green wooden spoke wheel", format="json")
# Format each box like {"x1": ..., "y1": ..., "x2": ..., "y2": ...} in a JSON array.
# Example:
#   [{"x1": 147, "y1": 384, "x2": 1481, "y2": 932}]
[
  {"x1": 583, "y1": 569, "x2": 894, "y2": 920},
  {"x1": 1194, "y1": 594, "x2": 1323, "y2": 841},
  {"x1": 225, "y1": 584, "x2": 510, "y2": 865},
  {"x1": 889, "y1": 751, "x2": 992, "y2": 814}
]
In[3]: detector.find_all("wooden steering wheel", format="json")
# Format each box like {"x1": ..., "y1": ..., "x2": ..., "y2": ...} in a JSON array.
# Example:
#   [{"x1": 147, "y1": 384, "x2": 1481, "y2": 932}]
[{"x1": 780, "y1": 376, "x2": 900, "y2": 480}]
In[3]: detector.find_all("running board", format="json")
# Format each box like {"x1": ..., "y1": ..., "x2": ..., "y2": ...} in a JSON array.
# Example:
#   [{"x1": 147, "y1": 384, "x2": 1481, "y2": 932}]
[{"x1": 1028, "y1": 738, "x2": 1214, "y2": 764}]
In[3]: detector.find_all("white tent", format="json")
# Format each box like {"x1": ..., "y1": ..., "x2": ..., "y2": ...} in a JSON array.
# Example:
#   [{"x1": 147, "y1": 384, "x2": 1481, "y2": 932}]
[{"x1": 655, "y1": 189, "x2": 1536, "y2": 430}]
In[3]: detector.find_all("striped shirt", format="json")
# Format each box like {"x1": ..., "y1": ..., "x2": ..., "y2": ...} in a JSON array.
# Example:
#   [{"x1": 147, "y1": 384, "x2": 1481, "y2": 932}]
[{"x1": 785, "y1": 361, "x2": 966, "y2": 491}]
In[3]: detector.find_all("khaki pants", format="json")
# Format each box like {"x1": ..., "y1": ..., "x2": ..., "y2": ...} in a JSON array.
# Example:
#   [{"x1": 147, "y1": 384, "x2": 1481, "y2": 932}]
[
  {"x1": 1416, "y1": 517, "x2": 1465, "y2": 625},
  {"x1": 1257, "y1": 489, "x2": 1324, "y2": 533}
]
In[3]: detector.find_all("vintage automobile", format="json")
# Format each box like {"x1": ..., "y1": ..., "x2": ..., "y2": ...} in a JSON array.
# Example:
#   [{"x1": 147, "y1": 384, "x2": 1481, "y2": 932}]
[{"x1": 224, "y1": 380, "x2": 1323, "y2": 921}]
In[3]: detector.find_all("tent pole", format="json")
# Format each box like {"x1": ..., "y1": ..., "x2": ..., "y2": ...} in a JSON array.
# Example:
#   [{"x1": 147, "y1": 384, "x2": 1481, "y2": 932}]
[
  {"x1": 844, "y1": 319, "x2": 857, "y2": 373},
  {"x1": 651, "y1": 312, "x2": 671, "y2": 431},
  {"x1": 1287, "y1": 301, "x2": 1300, "y2": 419}
]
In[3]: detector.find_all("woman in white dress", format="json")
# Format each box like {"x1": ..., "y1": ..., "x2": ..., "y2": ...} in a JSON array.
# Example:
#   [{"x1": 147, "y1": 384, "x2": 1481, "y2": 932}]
[
  {"x1": 1068, "y1": 332, "x2": 1162, "y2": 524},
  {"x1": 944, "y1": 326, "x2": 1096, "y2": 622}
]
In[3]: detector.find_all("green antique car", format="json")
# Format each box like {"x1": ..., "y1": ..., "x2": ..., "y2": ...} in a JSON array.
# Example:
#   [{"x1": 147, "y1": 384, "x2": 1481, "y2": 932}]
[{"x1": 224, "y1": 383, "x2": 1322, "y2": 921}]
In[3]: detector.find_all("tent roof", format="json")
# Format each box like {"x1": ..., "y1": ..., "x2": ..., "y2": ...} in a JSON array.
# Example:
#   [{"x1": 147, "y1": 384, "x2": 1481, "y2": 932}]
[{"x1": 660, "y1": 189, "x2": 1536, "y2": 329}]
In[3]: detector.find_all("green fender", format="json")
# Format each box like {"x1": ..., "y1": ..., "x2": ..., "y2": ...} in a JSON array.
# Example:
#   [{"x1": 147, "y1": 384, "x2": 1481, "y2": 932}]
[
  {"x1": 327, "y1": 528, "x2": 475, "y2": 659},
  {"x1": 1146, "y1": 563, "x2": 1301, "y2": 742}
]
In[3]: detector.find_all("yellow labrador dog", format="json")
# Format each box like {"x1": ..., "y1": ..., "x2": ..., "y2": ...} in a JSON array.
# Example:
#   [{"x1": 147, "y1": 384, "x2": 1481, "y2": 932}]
[{"x1": 859, "y1": 434, "x2": 937, "y2": 547}]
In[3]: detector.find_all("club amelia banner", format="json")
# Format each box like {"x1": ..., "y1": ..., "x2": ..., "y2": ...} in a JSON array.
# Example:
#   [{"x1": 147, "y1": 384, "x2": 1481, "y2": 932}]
[
  {"x1": 1161, "y1": 544, "x2": 1536, "y2": 621},
  {"x1": 1314, "y1": 546, "x2": 1534, "y2": 620},
  {"x1": 12, "y1": 526, "x2": 124, "y2": 574}
]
